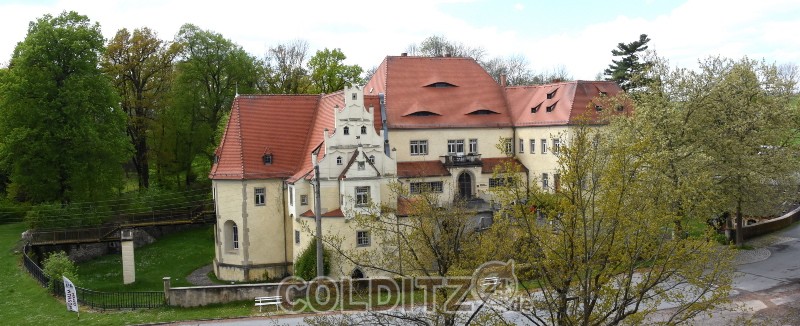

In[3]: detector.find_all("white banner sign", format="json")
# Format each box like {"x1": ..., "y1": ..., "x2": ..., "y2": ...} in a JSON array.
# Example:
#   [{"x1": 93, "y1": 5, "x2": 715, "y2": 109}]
[{"x1": 63, "y1": 276, "x2": 79, "y2": 313}]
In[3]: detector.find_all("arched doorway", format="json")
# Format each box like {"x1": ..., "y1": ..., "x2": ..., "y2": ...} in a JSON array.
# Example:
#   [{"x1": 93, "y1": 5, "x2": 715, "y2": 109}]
[
  {"x1": 351, "y1": 268, "x2": 365, "y2": 279},
  {"x1": 458, "y1": 172, "x2": 472, "y2": 199}
]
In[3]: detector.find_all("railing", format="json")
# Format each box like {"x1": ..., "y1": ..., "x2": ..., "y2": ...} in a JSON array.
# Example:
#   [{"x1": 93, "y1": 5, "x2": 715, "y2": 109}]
[
  {"x1": 22, "y1": 246, "x2": 165, "y2": 309},
  {"x1": 441, "y1": 153, "x2": 482, "y2": 167}
]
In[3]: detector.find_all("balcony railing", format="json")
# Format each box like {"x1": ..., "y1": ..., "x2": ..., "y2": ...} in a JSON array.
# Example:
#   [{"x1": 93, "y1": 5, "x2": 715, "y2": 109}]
[{"x1": 441, "y1": 153, "x2": 482, "y2": 167}]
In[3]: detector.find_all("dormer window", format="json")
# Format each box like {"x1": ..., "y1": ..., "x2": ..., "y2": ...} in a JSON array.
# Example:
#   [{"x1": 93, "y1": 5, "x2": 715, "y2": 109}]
[
  {"x1": 467, "y1": 109, "x2": 499, "y2": 115},
  {"x1": 262, "y1": 154, "x2": 273, "y2": 165},
  {"x1": 361, "y1": 126, "x2": 367, "y2": 134},
  {"x1": 595, "y1": 104, "x2": 603, "y2": 111},
  {"x1": 425, "y1": 82, "x2": 457, "y2": 88},
  {"x1": 405, "y1": 111, "x2": 441, "y2": 117},
  {"x1": 337, "y1": 156, "x2": 343, "y2": 165},
  {"x1": 531, "y1": 103, "x2": 542, "y2": 113},
  {"x1": 547, "y1": 89, "x2": 558, "y2": 99},
  {"x1": 546, "y1": 102, "x2": 557, "y2": 112},
  {"x1": 343, "y1": 126, "x2": 349, "y2": 135},
  {"x1": 599, "y1": 91, "x2": 607, "y2": 97}
]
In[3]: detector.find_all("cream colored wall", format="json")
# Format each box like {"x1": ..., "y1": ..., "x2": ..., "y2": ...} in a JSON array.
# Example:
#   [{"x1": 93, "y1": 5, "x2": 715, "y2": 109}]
[
  {"x1": 389, "y1": 128, "x2": 513, "y2": 162},
  {"x1": 514, "y1": 126, "x2": 572, "y2": 191}
]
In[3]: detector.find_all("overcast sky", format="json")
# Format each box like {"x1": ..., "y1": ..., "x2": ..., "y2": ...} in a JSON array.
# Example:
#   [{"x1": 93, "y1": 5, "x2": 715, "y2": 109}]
[{"x1": 1, "y1": 0, "x2": 798, "y2": 80}]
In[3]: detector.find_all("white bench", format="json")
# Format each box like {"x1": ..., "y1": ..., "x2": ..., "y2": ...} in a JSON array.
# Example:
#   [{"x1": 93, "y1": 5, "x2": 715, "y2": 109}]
[
  {"x1": 481, "y1": 277, "x2": 500, "y2": 286},
  {"x1": 254, "y1": 295, "x2": 282, "y2": 312}
]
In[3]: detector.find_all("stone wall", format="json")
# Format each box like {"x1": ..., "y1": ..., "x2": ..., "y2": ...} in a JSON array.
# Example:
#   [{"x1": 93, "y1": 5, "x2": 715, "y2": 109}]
[{"x1": 740, "y1": 205, "x2": 800, "y2": 241}]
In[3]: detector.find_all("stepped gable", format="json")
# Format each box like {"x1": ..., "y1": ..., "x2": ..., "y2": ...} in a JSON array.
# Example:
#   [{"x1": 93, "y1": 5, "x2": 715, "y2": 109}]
[
  {"x1": 505, "y1": 80, "x2": 624, "y2": 127},
  {"x1": 210, "y1": 94, "x2": 319, "y2": 180},
  {"x1": 365, "y1": 55, "x2": 512, "y2": 129}
]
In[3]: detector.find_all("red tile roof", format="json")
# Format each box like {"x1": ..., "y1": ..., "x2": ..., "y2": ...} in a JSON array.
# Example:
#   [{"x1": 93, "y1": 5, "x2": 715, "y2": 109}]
[
  {"x1": 481, "y1": 157, "x2": 529, "y2": 174},
  {"x1": 397, "y1": 161, "x2": 451, "y2": 178},
  {"x1": 210, "y1": 95, "x2": 320, "y2": 179},
  {"x1": 299, "y1": 208, "x2": 344, "y2": 218},
  {"x1": 365, "y1": 56, "x2": 513, "y2": 129},
  {"x1": 505, "y1": 81, "x2": 624, "y2": 127}
]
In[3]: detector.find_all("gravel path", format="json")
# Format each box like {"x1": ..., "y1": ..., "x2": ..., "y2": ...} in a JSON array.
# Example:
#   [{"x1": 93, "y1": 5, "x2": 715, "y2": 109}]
[{"x1": 187, "y1": 264, "x2": 214, "y2": 286}]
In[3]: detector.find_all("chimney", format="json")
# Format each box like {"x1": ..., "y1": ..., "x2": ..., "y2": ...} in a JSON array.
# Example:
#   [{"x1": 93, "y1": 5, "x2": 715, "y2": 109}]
[
  {"x1": 400, "y1": 52, "x2": 408, "y2": 57},
  {"x1": 500, "y1": 74, "x2": 507, "y2": 88},
  {"x1": 444, "y1": 53, "x2": 451, "y2": 57}
]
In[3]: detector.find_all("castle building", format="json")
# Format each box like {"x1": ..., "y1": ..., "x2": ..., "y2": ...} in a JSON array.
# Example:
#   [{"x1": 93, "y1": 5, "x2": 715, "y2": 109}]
[{"x1": 209, "y1": 55, "x2": 624, "y2": 281}]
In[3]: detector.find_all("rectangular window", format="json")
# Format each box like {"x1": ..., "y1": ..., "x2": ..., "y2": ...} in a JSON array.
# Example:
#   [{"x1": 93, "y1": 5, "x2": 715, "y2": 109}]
[
  {"x1": 254, "y1": 187, "x2": 266, "y2": 206},
  {"x1": 232, "y1": 224, "x2": 239, "y2": 249},
  {"x1": 300, "y1": 195, "x2": 308, "y2": 206},
  {"x1": 356, "y1": 186, "x2": 370, "y2": 206},
  {"x1": 447, "y1": 139, "x2": 465, "y2": 155},
  {"x1": 489, "y1": 177, "x2": 514, "y2": 188},
  {"x1": 519, "y1": 139, "x2": 524, "y2": 153},
  {"x1": 553, "y1": 139, "x2": 560, "y2": 155},
  {"x1": 469, "y1": 139, "x2": 478, "y2": 154},
  {"x1": 410, "y1": 140, "x2": 428, "y2": 156},
  {"x1": 358, "y1": 161, "x2": 365, "y2": 170},
  {"x1": 288, "y1": 187, "x2": 294, "y2": 206},
  {"x1": 530, "y1": 139, "x2": 535, "y2": 154},
  {"x1": 541, "y1": 139, "x2": 548, "y2": 154},
  {"x1": 542, "y1": 173, "x2": 549, "y2": 189},
  {"x1": 410, "y1": 181, "x2": 444, "y2": 194},
  {"x1": 356, "y1": 230, "x2": 371, "y2": 247},
  {"x1": 503, "y1": 138, "x2": 513, "y2": 154},
  {"x1": 294, "y1": 230, "x2": 300, "y2": 244}
]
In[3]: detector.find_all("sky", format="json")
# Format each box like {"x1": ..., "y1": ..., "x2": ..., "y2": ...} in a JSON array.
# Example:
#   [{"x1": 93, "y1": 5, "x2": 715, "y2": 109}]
[{"x1": 0, "y1": 0, "x2": 798, "y2": 80}]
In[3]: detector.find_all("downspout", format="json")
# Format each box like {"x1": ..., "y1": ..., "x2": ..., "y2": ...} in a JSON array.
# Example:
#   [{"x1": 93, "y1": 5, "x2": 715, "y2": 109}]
[{"x1": 380, "y1": 93, "x2": 390, "y2": 156}]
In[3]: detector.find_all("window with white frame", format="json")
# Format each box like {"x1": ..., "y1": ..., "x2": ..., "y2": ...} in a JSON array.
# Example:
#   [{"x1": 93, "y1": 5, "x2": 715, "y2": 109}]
[
  {"x1": 410, "y1": 181, "x2": 444, "y2": 194},
  {"x1": 410, "y1": 140, "x2": 428, "y2": 155},
  {"x1": 337, "y1": 156, "x2": 343, "y2": 165},
  {"x1": 541, "y1": 139, "x2": 548, "y2": 154},
  {"x1": 361, "y1": 126, "x2": 367, "y2": 134},
  {"x1": 368, "y1": 155, "x2": 375, "y2": 164},
  {"x1": 343, "y1": 126, "x2": 349, "y2": 135},
  {"x1": 254, "y1": 187, "x2": 266, "y2": 206},
  {"x1": 519, "y1": 139, "x2": 524, "y2": 153},
  {"x1": 447, "y1": 139, "x2": 465, "y2": 155},
  {"x1": 301, "y1": 195, "x2": 308, "y2": 205},
  {"x1": 469, "y1": 139, "x2": 478, "y2": 154},
  {"x1": 489, "y1": 177, "x2": 514, "y2": 187},
  {"x1": 225, "y1": 220, "x2": 239, "y2": 251},
  {"x1": 503, "y1": 138, "x2": 513, "y2": 154},
  {"x1": 542, "y1": 173, "x2": 549, "y2": 189},
  {"x1": 356, "y1": 230, "x2": 371, "y2": 247},
  {"x1": 232, "y1": 223, "x2": 239, "y2": 249},
  {"x1": 553, "y1": 139, "x2": 560, "y2": 155},
  {"x1": 355, "y1": 186, "x2": 370, "y2": 206},
  {"x1": 530, "y1": 139, "x2": 535, "y2": 154},
  {"x1": 294, "y1": 230, "x2": 300, "y2": 244}
]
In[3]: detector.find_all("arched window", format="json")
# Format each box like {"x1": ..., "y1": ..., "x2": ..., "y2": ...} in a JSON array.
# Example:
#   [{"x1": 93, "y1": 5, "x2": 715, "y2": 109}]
[
  {"x1": 336, "y1": 156, "x2": 343, "y2": 165},
  {"x1": 368, "y1": 155, "x2": 375, "y2": 164},
  {"x1": 224, "y1": 220, "x2": 239, "y2": 251},
  {"x1": 361, "y1": 126, "x2": 367, "y2": 134},
  {"x1": 343, "y1": 126, "x2": 349, "y2": 135}
]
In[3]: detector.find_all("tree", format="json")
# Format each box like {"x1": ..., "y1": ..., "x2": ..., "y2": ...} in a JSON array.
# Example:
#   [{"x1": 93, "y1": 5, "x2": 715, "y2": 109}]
[
  {"x1": 261, "y1": 39, "x2": 311, "y2": 94},
  {"x1": 42, "y1": 251, "x2": 78, "y2": 290},
  {"x1": 294, "y1": 240, "x2": 331, "y2": 280},
  {"x1": 604, "y1": 34, "x2": 652, "y2": 91},
  {"x1": 103, "y1": 27, "x2": 180, "y2": 189},
  {"x1": 0, "y1": 11, "x2": 130, "y2": 203},
  {"x1": 307, "y1": 48, "x2": 363, "y2": 94},
  {"x1": 406, "y1": 35, "x2": 487, "y2": 62},
  {"x1": 157, "y1": 24, "x2": 259, "y2": 188},
  {"x1": 487, "y1": 125, "x2": 735, "y2": 325}
]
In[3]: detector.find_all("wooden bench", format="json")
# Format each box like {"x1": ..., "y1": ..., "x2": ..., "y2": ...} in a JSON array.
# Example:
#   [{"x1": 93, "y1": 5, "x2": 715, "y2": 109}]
[{"x1": 254, "y1": 295, "x2": 282, "y2": 312}]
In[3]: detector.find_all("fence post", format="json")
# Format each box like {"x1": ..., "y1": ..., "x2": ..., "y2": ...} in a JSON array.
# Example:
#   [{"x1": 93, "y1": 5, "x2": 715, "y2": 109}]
[{"x1": 162, "y1": 277, "x2": 171, "y2": 306}]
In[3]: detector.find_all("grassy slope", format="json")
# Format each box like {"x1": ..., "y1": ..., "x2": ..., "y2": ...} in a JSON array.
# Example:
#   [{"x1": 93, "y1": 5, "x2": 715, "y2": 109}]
[
  {"x1": 78, "y1": 226, "x2": 214, "y2": 291},
  {"x1": 0, "y1": 223, "x2": 253, "y2": 325}
]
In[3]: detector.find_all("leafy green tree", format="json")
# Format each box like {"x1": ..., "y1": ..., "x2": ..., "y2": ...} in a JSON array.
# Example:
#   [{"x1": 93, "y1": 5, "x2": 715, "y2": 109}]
[
  {"x1": 103, "y1": 27, "x2": 180, "y2": 189},
  {"x1": 487, "y1": 125, "x2": 735, "y2": 325},
  {"x1": 294, "y1": 240, "x2": 330, "y2": 280},
  {"x1": 158, "y1": 24, "x2": 259, "y2": 188},
  {"x1": 0, "y1": 11, "x2": 130, "y2": 203},
  {"x1": 261, "y1": 39, "x2": 311, "y2": 94},
  {"x1": 307, "y1": 48, "x2": 363, "y2": 94},
  {"x1": 604, "y1": 34, "x2": 652, "y2": 91}
]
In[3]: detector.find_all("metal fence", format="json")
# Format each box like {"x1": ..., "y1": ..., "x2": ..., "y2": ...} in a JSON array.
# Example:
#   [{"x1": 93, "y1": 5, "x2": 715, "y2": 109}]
[{"x1": 22, "y1": 247, "x2": 165, "y2": 309}]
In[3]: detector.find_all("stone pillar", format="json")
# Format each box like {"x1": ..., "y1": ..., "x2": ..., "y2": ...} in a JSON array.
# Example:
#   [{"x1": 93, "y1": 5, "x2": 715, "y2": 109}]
[
  {"x1": 121, "y1": 229, "x2": 135, "y2": 284},
  {"x1": 163, "y1": 277, "x2": 171, "y2": 305}
]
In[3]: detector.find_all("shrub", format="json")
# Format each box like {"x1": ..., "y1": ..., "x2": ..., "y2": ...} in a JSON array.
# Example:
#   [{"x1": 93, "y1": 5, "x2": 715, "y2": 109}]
[
  {"x1": 294, "y1": 240, "x2": 330, "y2": 280},
  {"x1": 42, "y1": 251, "x2": 78, "y2": 290}
]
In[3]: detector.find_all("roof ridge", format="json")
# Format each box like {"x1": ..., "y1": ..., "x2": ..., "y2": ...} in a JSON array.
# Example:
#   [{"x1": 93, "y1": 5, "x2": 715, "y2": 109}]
[
  {"x1": 234, "y1": 98, "x2": 246, "y2": 178},
  {"x1": 291, "y1": 94, "x2": 324, "y2": 176}
]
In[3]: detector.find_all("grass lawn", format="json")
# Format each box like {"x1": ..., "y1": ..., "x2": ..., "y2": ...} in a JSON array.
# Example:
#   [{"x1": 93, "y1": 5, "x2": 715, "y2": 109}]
[
  {"x1": 77, "y1": 225, "x2": 214, "y2": 291},
  {"x1": 0, "y1": 222, "x2": 256, "y2": 325}
]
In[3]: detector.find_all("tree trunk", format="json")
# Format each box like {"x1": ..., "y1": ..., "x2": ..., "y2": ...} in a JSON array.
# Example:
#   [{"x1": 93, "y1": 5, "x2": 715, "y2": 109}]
[{"x1": 735, "y1": 200, "x2": 744, "y2": 246}]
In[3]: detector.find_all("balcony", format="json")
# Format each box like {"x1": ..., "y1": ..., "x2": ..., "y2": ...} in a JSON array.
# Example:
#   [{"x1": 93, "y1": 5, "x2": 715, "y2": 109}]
[{"x1": 441, "y1": 153, "x2": 482, "y2": 167}]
